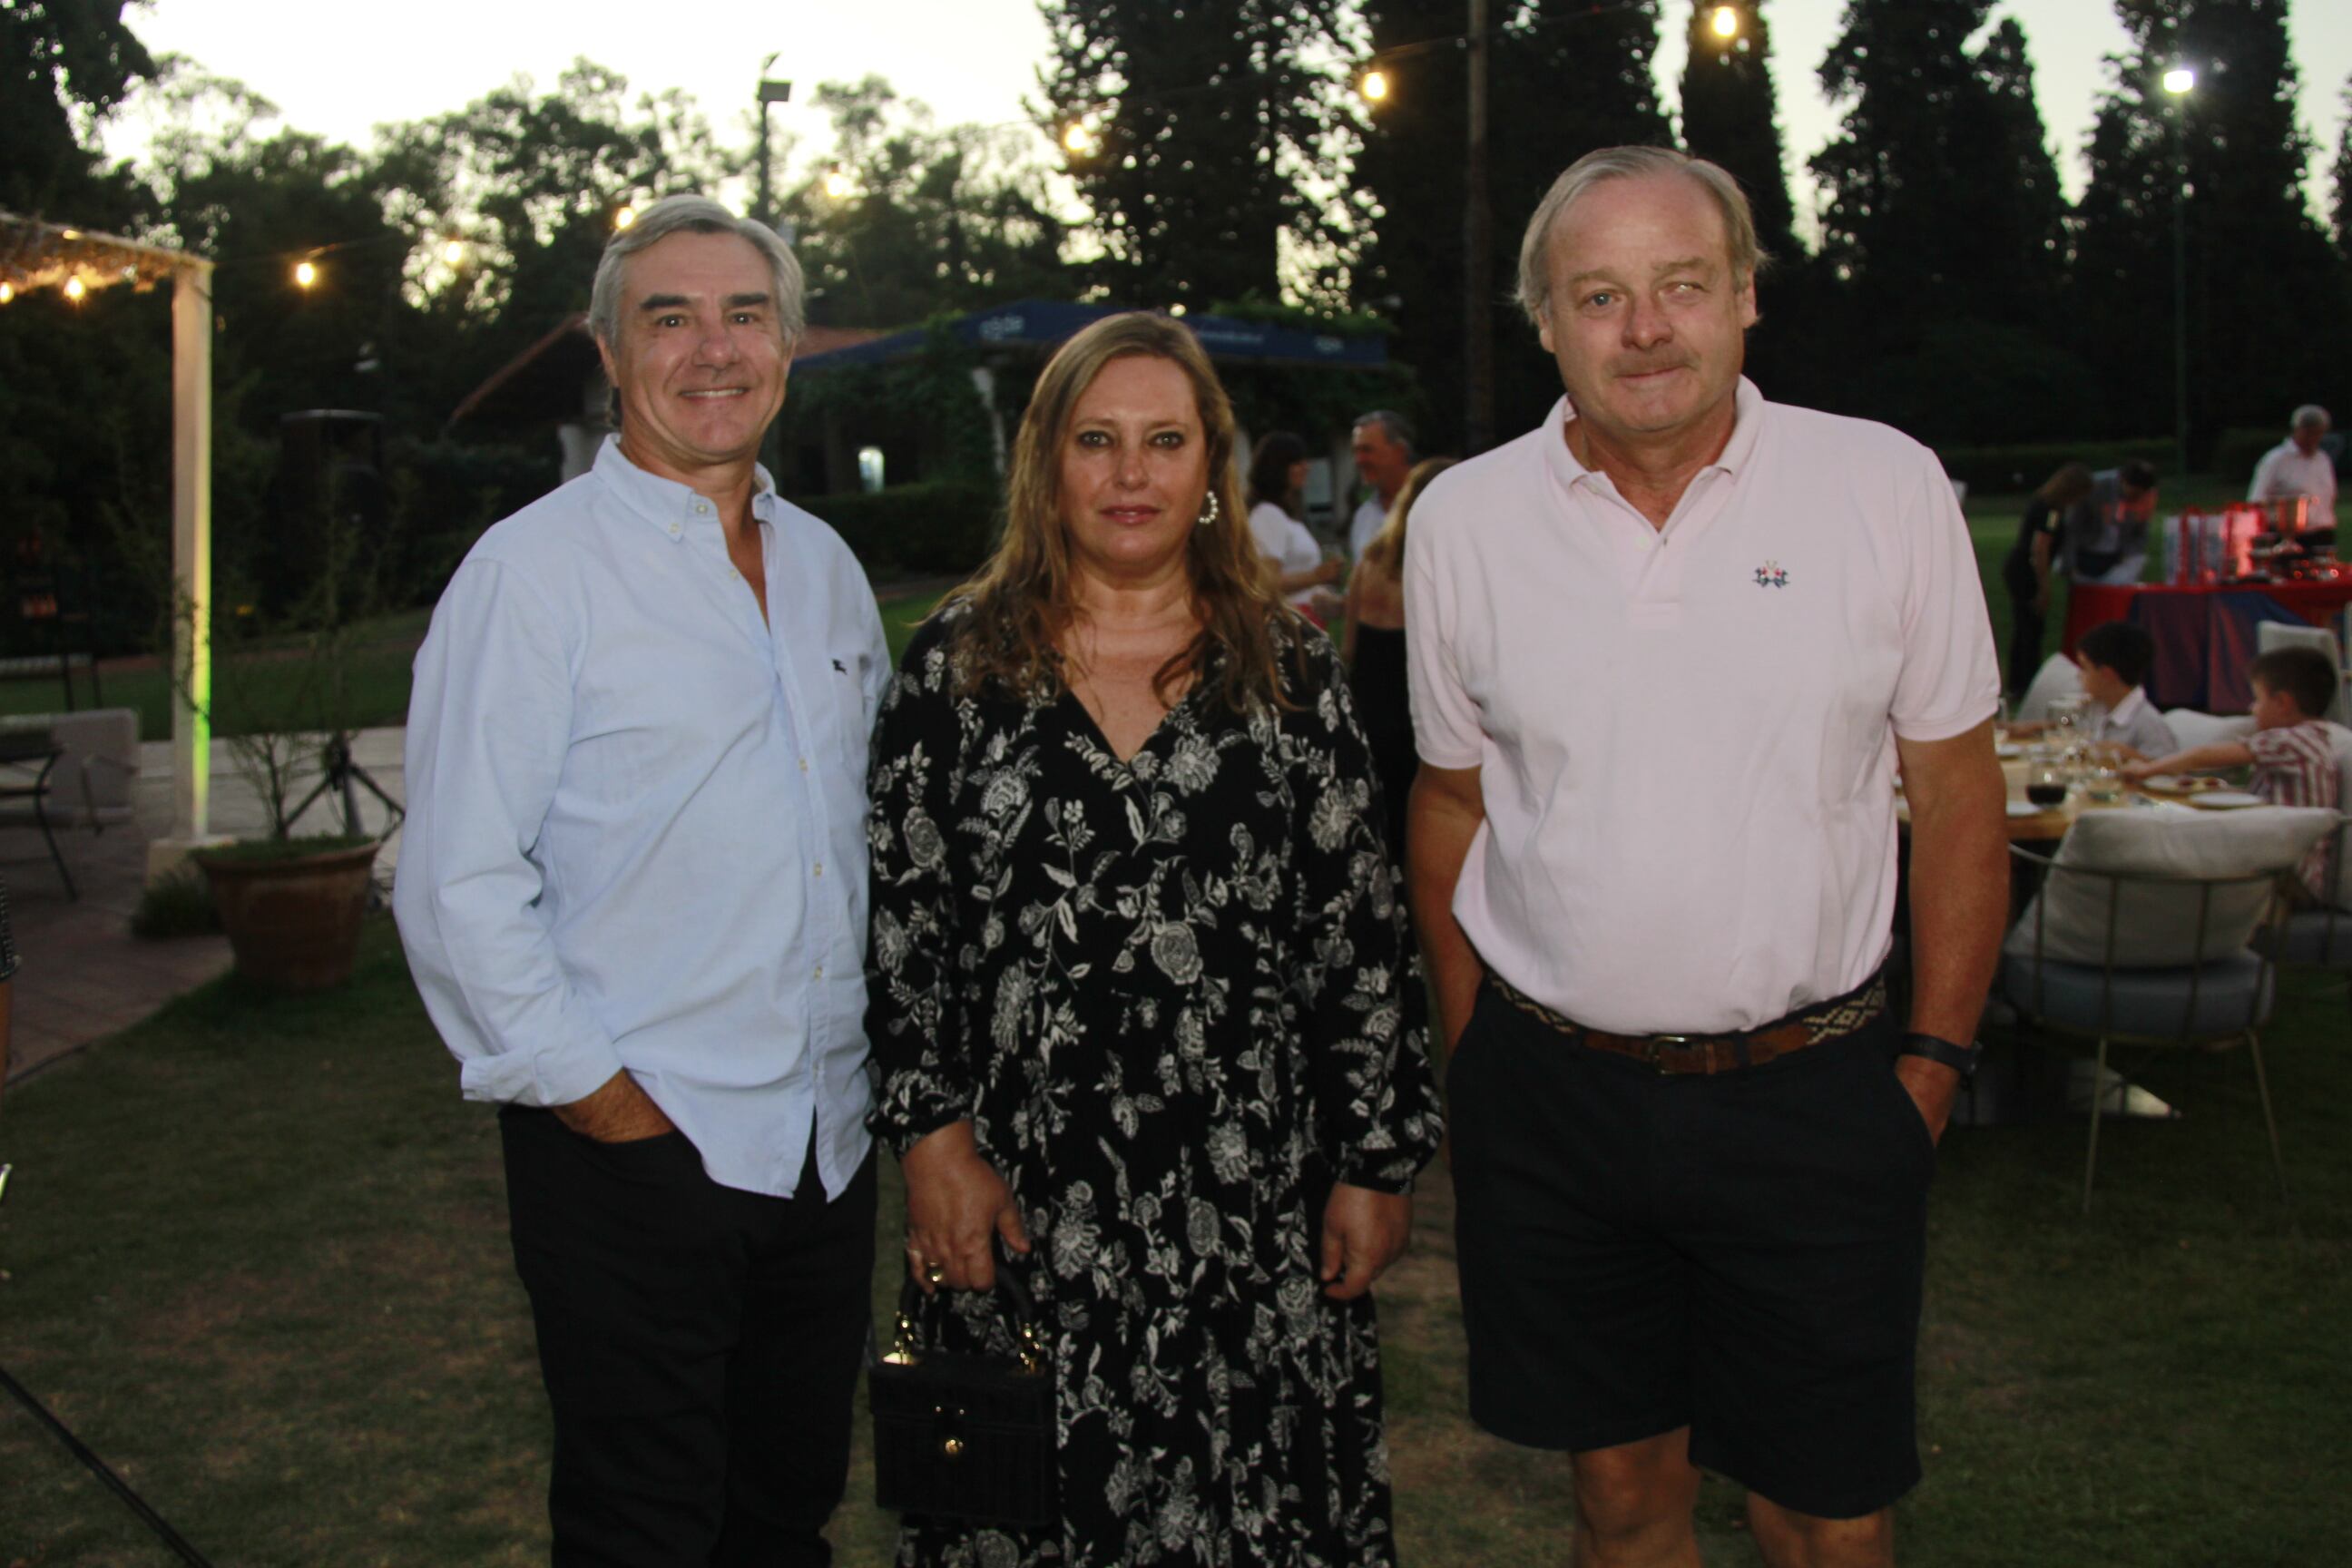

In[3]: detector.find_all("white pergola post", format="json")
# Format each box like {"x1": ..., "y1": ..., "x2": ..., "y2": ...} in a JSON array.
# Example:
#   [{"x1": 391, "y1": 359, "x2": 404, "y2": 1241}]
[{"x1": 147, "y1": 260, "x2": 221, "y2": 878}]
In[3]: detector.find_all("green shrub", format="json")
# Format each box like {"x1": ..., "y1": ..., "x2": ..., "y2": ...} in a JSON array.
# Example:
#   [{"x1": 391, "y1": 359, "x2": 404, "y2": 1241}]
[
  {"x1": 794, "y1": 481, "x2": 999, "y2": 577},
  {"x1": 1935, "y1": 438, "x2": 2177, "y2": 496},
  {"x1": 130, "y1": 865, "x2": 220, "y2": 938}
]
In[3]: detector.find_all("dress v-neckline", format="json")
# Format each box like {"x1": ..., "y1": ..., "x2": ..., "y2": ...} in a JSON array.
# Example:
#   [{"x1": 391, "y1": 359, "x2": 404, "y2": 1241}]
[{"x1": 1059, "y1": 679, "x2": 1195, "y2": 769}]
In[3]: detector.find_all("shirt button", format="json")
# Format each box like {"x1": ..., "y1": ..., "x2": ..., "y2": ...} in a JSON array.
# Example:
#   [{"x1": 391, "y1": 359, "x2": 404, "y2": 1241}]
[
  {"x1": 799, "y1": 757, "x2": 809, "y2": 772},
  {"x1": 694, "y1": 501, "x2": 710, "y2": 514},
  {"x1": 813, "y1": 861, "x2": 824, "y2": 877},
  {"x1": 813, "y1": 965, "x2": 825, "y2": 981}
]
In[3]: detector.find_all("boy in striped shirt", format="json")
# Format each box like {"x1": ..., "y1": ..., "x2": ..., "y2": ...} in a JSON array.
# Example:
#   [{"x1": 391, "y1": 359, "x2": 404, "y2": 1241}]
[{"x1": 2124, "y1": 645, "x2": 2344, "y2": 900}]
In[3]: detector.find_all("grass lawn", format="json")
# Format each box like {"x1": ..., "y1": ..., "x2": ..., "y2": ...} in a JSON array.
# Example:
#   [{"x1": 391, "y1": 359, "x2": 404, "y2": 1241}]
[{"x1": 2, "y1": 924, "x2": 2347, "y2": 1564}]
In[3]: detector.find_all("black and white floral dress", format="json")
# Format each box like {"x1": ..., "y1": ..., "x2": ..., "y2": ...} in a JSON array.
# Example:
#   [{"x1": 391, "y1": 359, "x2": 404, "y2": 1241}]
[{"x1": 867, "y1": 607, "x2": 1441, "y2": 1568}]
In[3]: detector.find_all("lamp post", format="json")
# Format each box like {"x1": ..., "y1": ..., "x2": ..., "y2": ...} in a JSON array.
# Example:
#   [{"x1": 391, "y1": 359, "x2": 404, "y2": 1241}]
[
  {"x1": 755, "y1": 55, "x2": 793, "y2": 230},
  {"x1": 2163, "y1": 64, "x2": 2194, "y2": 479}
]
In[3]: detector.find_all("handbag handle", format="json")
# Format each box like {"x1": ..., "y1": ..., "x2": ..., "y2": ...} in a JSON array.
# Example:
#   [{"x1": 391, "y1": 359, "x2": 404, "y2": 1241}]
[{"x1": 884, "y1": 1250, "x2": 1045, "y2": 1376}]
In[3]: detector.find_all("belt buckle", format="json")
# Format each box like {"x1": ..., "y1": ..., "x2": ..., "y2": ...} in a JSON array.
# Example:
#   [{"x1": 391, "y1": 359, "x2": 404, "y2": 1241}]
[{"x1": 1646, "y1": 1034, "x2": 1692, "y2": 1073}]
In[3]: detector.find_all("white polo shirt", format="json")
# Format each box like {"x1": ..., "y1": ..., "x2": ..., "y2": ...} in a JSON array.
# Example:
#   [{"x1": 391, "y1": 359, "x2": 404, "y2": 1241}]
[
  {"x1": 1406, "y1": 378, "x2": 2000, "y2": 1034},
  {"x1": 2248, "y1": 439, "x2": 2339, "y2": 527}
]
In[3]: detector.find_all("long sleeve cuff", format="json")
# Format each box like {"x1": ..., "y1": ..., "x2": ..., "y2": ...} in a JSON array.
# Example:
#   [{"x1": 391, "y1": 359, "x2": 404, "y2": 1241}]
[{"x1": 459, "y1": 1032, "x2": 627, "y2": 1110}]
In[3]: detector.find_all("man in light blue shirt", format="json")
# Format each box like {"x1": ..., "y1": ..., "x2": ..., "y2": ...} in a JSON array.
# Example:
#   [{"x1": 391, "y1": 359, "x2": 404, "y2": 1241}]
[{"x1": 396, "y1": 195, "x2": 888, "y2": 1567}]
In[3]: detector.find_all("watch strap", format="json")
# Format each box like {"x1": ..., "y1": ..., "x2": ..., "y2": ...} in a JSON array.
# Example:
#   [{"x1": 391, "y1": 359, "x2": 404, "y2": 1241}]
[{"x1": 1899, "y1": 1032, "x2": 1983, "y2": 1081}]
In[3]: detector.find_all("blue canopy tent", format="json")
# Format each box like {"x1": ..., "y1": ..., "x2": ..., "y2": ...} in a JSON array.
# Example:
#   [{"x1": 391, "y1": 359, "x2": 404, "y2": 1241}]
[
  {"x1": 786, "y1": 299, "x2": 1388, "y2": 494},
  {"x1": 789, "y1": 299, "x2": 1388, "y2": 377}
]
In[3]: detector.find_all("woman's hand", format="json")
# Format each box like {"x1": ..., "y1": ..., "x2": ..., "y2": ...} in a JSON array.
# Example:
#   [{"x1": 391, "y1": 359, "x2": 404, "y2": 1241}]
[
  {"x1": 902, "y1": 1121, "x2": 1031, "y2": 1294},
  {"x1": 1319, "y1": 1182, "x2": 1411, "y2": 1300}
]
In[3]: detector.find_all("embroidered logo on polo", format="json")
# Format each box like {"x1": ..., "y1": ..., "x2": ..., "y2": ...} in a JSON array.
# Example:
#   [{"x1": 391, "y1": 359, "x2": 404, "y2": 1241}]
[{"x1": 1752, "y1": 561, "x2": 1788, "y2": 588}]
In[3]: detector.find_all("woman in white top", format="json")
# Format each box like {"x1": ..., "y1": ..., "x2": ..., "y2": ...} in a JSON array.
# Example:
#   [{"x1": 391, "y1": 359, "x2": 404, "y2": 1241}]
[{"x1": 1246, "y1": 431, "x2": 1341, "y2": 624}]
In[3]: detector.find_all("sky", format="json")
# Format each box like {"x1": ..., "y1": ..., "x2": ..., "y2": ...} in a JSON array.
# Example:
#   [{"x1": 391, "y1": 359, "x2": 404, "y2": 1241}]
[{"x1": 106, "y1": 0, "x2": 2352, "y2": 223}]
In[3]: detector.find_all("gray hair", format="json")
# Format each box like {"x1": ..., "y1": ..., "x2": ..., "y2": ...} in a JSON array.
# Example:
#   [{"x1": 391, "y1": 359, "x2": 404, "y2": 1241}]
[
  {"x1": 2291, "y1": 404, "x2": 2330, "y2": 431},
  {"x1": 1515, "y1": 145, "x2": 1768, "y2": 328},
  {"x1": 1351, "y1": 409, "x2": 1416, "y2": 456},
  {"x1": 589, "y1": 194, "x2": 806, "y2": 348}
]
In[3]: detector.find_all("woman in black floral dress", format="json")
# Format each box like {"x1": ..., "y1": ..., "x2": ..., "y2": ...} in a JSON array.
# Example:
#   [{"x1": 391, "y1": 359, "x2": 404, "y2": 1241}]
[{"x1": 866, "y1": 312, "x2": 1441, "y2": 1567}]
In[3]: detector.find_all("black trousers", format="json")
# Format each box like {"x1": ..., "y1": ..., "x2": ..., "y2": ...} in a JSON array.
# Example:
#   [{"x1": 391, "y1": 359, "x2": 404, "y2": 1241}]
[{"x1": 501, "y1": 1109, "x2": 878, "y2": 1568}]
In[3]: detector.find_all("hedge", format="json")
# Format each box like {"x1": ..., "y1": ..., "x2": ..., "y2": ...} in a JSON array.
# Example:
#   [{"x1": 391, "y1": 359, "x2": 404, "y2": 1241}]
[
  {"x1": 792, "y1": 480, "x2": 1000, "y2": 578},
  {"x1": 1933, "y1": 438, "x2": 2177, "y2": 497}
]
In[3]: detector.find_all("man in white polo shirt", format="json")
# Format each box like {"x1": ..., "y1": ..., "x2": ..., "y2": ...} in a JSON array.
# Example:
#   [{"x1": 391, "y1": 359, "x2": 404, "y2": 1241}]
[
  {"x1": 1406, "y1": 146, "x2": 2007, "y2": 1567},
  {"x1": 2248, "y1": 404, "x2": 2337, "y2": 534}
]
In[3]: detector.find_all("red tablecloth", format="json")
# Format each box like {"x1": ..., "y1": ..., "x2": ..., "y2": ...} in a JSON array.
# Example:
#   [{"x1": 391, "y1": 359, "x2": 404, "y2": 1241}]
[{"x1": 2061, "y1": 581, "x2": 2352, "y2": 711}]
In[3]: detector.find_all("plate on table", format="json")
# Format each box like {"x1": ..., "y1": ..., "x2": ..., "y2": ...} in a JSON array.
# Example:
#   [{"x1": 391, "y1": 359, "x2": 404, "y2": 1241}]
[
  {"x1": 2184, "y1": 790, "x2": 2264, "y2": 809},
  {"x1": 1994, "y1": 741, "x2": 2024, "y2": 759},
  {"x1": 2140, "y1": 774, "x2": 2221, "y2": 794},
  {"x1": 2005, "y1": 800, "x2": 2052, "y2": 818}
]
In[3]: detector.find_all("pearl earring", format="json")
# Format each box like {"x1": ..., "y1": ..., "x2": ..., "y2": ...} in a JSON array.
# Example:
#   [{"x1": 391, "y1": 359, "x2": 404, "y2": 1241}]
[{"x1": 1196, "y1": 492, "x2": 1220, "y2": 529}]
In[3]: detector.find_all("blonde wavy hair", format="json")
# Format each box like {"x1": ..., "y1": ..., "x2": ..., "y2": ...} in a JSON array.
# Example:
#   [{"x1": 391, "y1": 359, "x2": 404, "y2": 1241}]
[
  {"x1": 1359, "y1": 456, "x2": 1459, "y2": 575},
  {"x1": 945, "y1": 312, "x2": 1301, "y2": 711}
]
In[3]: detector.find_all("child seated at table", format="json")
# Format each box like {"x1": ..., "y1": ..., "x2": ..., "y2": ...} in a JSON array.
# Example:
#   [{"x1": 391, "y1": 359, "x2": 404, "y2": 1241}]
[
  {"x1": 2122, "y1": 644, "x2": 2343, "y2": 901},
  {"x1": 2074, "y1": 622, "x2": 2177, "y2": 761}
]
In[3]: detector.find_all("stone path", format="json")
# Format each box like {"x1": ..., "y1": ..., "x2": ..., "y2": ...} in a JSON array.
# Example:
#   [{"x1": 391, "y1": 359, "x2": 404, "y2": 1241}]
[{"x1": 3, "y1": 728, "x2": 408, "y2": 1089}]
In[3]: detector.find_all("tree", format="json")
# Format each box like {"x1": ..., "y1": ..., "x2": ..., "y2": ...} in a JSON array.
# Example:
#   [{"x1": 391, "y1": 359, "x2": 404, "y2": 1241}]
[
  {"x1": 1, "y1": 0, "x2": 153, "y2": 220},
  {"x1": 780, "y1": 76, "x2": 1070, "y2": 329},
  {"x1": 2331, "y1": 73, "x2": 2352, "y2": 258},
  {"x1": 1351, "y1": 0, "x2": 1671, "y2": 452},
  {"x1": 2072, "y1": 0, "x2": 2347, "y2": 453},
  {"x1": 1036, "y1": 0, "x2": 1354, "y2": 310},
  {"x1": 1678, "y1": 0, "x2": 1798, "y2": 269},
  {"x1": 1812, "y1": 0, "x2": 2066, "y2": 333}
]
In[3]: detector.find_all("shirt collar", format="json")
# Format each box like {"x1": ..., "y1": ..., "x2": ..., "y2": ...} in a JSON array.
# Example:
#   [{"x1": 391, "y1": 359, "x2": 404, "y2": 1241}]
[
  {"x1": 1538, "y1": 376, "x2": 1765, "y2": 495},
  {"x1": 2105, "y1": 685, "x2": 2150, "y2": 728},
  {"x1": 592, "y1": 435, "x2": 777, "y2": 541}
]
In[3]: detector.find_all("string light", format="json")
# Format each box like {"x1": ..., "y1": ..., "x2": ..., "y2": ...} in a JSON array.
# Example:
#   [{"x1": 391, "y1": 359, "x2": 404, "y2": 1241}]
[
  {"x1": 442, "y1": 239, "x2": 467, "y2": 265},
  {"x1": 614, "y1": 204, "x2": 638, "y2": 230},
  {"x1": 1062, "y1": 121, "x2": 1096, "y2": 156},
  {"x1": 1710, "y1": 5, "x2": 1740, "y2": 40},
  {"x1": 63, "y1": 276, "x2": 86, "y2": 302},
  {"x1": 822, "y1": 166, "x2": 854, "y2": 200},
  {"x1": 294, "y1": 260, "x2": 319, "y2": 289},
  {"x1": 1360, "y1": 69, "x2": 1390, "y2": 103},
  {"x1": 0, "y1": 282, "x2": 14, "y2": 305}
]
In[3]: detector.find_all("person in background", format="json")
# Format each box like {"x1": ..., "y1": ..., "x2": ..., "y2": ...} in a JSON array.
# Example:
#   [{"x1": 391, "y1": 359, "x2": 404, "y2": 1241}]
[
  {"x1": 867, "y1": 310, "x2": 1439, "y2": 1566},
  {"x1": 2058, "y1": 460, "x2": 2160, "y2": 587},
  {"x1": 1247, "y1": 430, "x2": 1343, "y2": 625},
  {"x1": 2072, "y1": 621, "x2": 2177, "y2": 761},
  {"x1": 2000, "y1": 462, "x2": 2093, "y2": 696},
  {"x1": 2123, "y1": 645, "x2": 2344, "y2": 903},
  {"x1": 2248, "y1": 404, "x2": 2337, "y2": 538},
  {"x1": 1346, "y1": 411, "x2": 1417, "y2": 564},
  {"x1": 1344, "y1": 456, "x2": 1456, "y2": 873}
]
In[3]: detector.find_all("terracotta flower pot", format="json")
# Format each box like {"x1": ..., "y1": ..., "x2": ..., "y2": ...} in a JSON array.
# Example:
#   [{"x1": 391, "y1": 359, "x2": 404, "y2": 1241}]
[{"x1": 194, "y1": 839, "x2": 381, "y2": 991}]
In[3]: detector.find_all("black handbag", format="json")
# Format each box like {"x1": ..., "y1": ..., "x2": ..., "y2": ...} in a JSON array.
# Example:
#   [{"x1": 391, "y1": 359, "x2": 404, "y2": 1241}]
[{"x1": 868, "y1": 1260, "x2": 1056, "y2": 1529}]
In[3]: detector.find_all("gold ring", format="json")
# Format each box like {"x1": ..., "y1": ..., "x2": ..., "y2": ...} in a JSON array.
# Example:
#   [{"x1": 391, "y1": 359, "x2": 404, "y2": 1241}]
[{"x1": 926, "y1": 1262, "x2": 946, "y2": 1287}]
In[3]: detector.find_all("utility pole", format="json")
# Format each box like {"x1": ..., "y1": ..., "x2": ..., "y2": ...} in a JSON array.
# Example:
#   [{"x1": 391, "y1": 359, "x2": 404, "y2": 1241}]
[
  {"x1": 756, "y1": 56, "x2": 791, "y2": 230},
  {"x1": 1463, "y1": 0, "x2": 1493, "y2": 455}
]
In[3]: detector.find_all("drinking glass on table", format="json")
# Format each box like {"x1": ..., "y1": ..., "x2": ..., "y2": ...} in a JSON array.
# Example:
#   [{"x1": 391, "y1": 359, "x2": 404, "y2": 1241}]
[{"x1": 2025, "y1": 762, "x2": 2070, "y2": 810}]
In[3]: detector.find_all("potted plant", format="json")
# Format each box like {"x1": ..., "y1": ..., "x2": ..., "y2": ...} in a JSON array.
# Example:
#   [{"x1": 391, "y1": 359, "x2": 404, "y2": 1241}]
[{"x1": 165, "y1": 476, "x2": 404, "y2": 991}]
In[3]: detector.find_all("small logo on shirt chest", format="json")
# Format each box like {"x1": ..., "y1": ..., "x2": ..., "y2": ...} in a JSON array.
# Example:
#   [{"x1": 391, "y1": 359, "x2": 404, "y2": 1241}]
[{"x1": 1752, "y1": 560, "x2": 1789, "y2": 588}]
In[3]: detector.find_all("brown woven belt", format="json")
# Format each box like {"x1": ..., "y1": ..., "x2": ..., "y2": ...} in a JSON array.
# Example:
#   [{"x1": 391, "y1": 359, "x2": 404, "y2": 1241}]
[{"x1": 1487, "y1": 973, "x2": 1889, "y2": 1076}]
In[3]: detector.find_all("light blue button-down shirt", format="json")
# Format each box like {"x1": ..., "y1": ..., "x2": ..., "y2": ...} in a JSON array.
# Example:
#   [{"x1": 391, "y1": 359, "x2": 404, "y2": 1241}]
[{"x1": 395, "y1": 438, "x2": 888, "y2": 1199}]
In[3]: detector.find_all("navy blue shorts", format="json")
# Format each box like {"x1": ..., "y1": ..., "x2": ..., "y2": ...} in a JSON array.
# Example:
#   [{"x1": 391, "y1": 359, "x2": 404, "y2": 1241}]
[{"x1": 1448, "y1": 978, "x2": 1934, "y2": 1520}]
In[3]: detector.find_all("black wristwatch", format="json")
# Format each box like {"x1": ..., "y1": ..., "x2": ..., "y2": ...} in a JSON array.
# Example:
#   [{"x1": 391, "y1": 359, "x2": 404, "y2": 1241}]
[{"x1": 1899, "y1": 1032, "x2": 1983, "y2": 1082}]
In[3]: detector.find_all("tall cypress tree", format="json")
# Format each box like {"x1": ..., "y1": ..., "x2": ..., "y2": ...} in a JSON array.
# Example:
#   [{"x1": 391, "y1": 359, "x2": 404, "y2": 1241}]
[
  {"x1": 1036, "y1": 0, "x2": 1350, "y2": 310},
  {"x1": 1803, "y1": 0, "x2": 2093, "y2": 440},
  {"x1": 1352, "y1": 0, "x2": 1671, "y2": 451},
  {"x1": 2073, "y1": 0, "x2": 2346, "y2": 452},
  {"x1": 1678, "y1": 0, "x2": 1798, "y2": 269}
]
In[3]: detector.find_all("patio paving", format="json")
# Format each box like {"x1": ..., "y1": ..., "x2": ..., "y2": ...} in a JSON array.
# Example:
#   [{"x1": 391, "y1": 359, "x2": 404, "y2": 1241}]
[{"x1": 3, "y1": 727, "x2": 408, "y2": 1091}]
